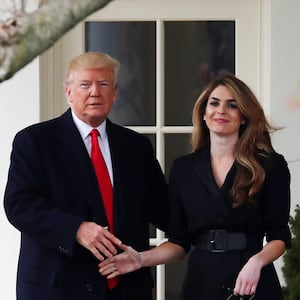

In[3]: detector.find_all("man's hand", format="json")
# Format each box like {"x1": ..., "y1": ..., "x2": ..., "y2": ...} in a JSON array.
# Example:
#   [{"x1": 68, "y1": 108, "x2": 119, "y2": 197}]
[{"x1": 76, "y1": 221, "x2": 121, "y2": 261}]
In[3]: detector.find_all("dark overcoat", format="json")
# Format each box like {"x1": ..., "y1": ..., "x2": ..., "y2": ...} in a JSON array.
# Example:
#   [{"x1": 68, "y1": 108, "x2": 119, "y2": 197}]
[{"x1": 4, "y1": 109, "x2": 169, "y2": 300}]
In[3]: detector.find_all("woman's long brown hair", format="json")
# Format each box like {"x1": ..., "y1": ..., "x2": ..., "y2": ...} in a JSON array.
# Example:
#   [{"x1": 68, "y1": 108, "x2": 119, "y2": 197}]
[{"x1": 191, "y1": 73, "x2": 278, "y2": 206}]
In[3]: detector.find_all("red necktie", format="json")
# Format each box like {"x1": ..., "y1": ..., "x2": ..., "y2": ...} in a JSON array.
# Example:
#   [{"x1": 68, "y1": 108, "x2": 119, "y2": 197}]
[{"x1": 90, "y1": 129, "x2": 119, "y2": 289}]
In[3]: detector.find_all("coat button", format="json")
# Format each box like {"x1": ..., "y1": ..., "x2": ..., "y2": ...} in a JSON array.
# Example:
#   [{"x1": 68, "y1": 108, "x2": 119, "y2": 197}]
[{"x1": 85, "y1": 283, "x2": 94, "y2": 292}]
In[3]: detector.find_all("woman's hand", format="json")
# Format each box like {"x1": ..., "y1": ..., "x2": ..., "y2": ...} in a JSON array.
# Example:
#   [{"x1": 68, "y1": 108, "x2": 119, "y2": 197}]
[
  {"x1": 99, "y1": 243, "x2": 142, "y2": 278},
  {"x1": 234, "y1": 240, "x2": 286, "y2": 296},
  {"x1": 233, "y1": 255, "x2": 263, "y2": 296}
]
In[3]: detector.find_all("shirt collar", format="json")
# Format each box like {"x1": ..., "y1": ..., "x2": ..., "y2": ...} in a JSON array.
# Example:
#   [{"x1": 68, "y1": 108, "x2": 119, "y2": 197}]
[{"x1": 71, "y1": 110, "x2": 107, "y2": 140}]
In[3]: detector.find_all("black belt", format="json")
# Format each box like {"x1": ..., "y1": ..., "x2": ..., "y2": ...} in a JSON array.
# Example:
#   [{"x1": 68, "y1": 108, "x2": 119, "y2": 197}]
[{"x1": 196, "y1": 229, "x2": 247, "y2": 252}]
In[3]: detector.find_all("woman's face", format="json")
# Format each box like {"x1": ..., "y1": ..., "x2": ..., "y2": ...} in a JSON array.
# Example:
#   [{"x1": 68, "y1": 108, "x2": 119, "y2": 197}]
[{"x1": 204, "y1": 85, "x2": 244, "y2": 137}]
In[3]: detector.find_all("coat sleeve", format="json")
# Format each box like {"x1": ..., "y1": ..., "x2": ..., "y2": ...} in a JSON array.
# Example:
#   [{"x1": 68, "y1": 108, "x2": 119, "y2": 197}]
[
  {"x1": 261, "y1": 152, "x2": 291, "y2": 248},
  {"x1": 3, "y1": 128, "x2": 85, "y2": 257}
]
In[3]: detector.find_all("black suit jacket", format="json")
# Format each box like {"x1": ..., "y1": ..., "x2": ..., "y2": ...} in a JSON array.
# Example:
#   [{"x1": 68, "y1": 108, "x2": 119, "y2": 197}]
[{"x1": 4, "y1": 109, "x2": 169, "y2": 300}]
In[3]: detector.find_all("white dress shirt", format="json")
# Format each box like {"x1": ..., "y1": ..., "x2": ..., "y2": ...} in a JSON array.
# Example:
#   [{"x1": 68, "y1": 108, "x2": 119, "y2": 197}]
[{"x1": 71, "y1": 111, "x2": 114, "y2": 185}]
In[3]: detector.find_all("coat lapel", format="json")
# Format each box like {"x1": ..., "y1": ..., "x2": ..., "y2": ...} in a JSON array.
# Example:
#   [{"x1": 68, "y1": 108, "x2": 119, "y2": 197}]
[
  {"x1": 193, "y1": 147, "x2": 222, "y2": 200},
  {"x1": 105, "y1": 120, "x2": 126, "y2": 236},
  {"x1": 55, "y1": 109, "x2": 108, "y2": 223},
  {"x1": 193, "y1": 146, "x2": 234, "y2": 212}
]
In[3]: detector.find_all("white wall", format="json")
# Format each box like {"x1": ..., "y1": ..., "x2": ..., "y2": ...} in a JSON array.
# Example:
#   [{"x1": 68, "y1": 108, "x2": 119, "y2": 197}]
[
  {"x1": 0, "y1": 59, "x2": 40, "y2": 299},
  {"x1": 270, "y1": 0, "x2": 300, "y2": 286},
  {"x1": 1, "y1": 1, "x2": 40, "y2": 298},
  {"x1": 271, "y1": 0, "x2": 300, "y2": 212}
]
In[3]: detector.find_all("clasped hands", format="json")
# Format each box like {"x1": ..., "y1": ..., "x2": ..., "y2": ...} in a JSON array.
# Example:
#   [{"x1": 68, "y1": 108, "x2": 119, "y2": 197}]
[
  {"x1": 76, "y1": 221, "x2": 121, "y2": 261},
  {"x1": 76, "y1": 221, "x2": 141, "y2": 277}
]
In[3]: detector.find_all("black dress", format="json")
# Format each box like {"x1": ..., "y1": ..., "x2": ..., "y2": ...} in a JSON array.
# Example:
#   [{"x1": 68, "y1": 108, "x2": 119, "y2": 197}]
[{"x1": 168, "y1": 146, "x2": 291, "y2": 300}]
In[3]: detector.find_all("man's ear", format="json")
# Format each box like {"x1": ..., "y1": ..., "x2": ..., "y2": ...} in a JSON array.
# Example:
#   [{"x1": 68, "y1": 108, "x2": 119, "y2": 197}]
[
  {"x1": 65, "y1": 85, "x2": 73, "y2": 103},
  {"x1": 113, "y1": 83, "x2": 119, "y2": 102}
]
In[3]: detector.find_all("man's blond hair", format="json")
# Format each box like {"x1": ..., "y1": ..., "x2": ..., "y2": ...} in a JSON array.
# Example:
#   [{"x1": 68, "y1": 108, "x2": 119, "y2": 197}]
[{"x1": 65, "y1": 52, "x2": 120, "y2": 85}]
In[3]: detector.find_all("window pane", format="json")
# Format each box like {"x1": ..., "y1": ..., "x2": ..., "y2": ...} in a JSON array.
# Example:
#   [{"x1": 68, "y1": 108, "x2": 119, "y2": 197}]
[
  {"x1": 165, "y1": 21, "x2": 235, "y2": 126},
  {"x1": 149, "y1": 224, "x2": 156, "y2": 238},
  {"x1": 85, "y1": 21, "x2": 156, "y2": 126},
  {"x1": 165, "y1": 133, "x2": 192, "y2": 179}
]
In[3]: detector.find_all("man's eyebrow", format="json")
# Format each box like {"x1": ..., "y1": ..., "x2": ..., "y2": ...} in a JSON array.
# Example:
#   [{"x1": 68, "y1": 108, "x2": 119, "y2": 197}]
[
  {"x1": 79, "y1": 79, "x2": 91, "y2": 83},
  {"x1": 79, "y1": 79, "x2": 109, "y2": 82}
]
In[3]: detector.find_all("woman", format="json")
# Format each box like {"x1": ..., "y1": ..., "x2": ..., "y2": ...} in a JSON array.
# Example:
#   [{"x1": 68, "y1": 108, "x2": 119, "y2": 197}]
[{"x1": 99, "y1": 73, "x2": 291, "y2": 300}]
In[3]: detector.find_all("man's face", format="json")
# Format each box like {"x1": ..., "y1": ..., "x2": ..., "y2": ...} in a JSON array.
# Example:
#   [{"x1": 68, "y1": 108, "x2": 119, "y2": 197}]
[{"x1": 65, "y1": 68, "x2": 118, "y2": 127}]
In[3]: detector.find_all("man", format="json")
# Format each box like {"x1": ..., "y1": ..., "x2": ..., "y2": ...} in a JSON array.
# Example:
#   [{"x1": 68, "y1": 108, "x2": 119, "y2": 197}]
[{"x1": 4, "y1": 52, "x2": 169, "y2": 300}]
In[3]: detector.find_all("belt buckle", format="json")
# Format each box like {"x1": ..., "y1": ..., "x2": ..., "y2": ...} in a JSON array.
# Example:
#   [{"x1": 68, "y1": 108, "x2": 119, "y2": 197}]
[{"x1": 209, "y1": 229, "x2": 227, "y2": 252}]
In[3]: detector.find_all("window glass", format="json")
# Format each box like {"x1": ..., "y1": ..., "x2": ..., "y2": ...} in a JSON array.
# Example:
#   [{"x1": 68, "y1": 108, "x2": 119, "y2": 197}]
[
  {"x1": 85, "y1": 21, "x2": 156, "y2": 126},
  {"x1": 165, "y1": 21, "x2": 235, "y2": 126},
  {"x1": 165, "y1": 133, "x2": 193, "y2": 179}
]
